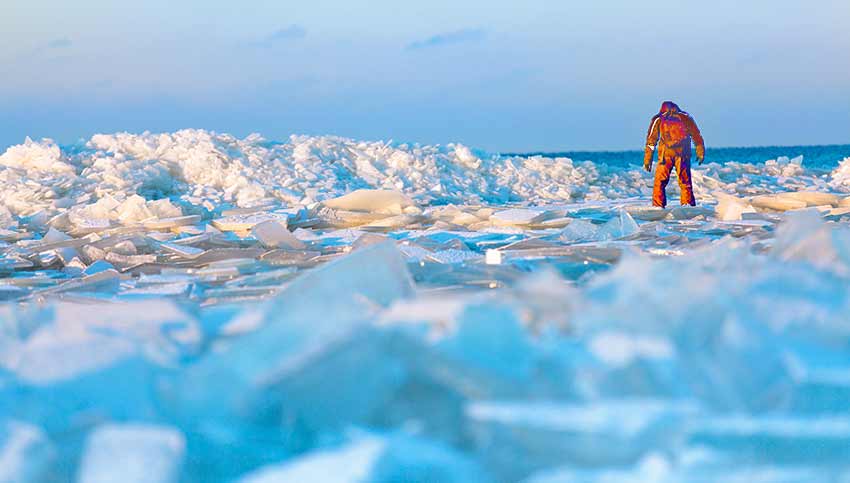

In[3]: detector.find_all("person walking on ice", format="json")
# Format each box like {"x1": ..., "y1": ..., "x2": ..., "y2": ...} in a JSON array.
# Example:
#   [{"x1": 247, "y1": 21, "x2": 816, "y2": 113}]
[{"x1": 643, "y1": 101, "x2": 705, "y2": 207}]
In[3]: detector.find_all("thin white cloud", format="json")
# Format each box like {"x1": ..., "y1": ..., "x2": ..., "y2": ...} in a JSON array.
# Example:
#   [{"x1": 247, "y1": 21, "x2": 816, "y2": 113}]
[
  {"x1": 46, "y1": 37, "x2": 73, "y2": 49},
  {"x1": 258, "y1": 25, "x2": 306, "y2": 47},
  {"x1": 406, "y1": 29, "x2": 486, "y2": 51}
]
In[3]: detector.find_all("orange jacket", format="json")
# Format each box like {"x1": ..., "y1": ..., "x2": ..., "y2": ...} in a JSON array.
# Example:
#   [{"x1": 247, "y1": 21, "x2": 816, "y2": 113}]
[{"x1": 643, "y1": 102, "x2": 704, "y2": 168}]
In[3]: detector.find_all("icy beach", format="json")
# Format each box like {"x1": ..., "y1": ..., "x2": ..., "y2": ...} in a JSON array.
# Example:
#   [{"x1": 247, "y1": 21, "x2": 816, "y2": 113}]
[{"x1": 2, "y1": 130, "x2": 850, "y2": 482}]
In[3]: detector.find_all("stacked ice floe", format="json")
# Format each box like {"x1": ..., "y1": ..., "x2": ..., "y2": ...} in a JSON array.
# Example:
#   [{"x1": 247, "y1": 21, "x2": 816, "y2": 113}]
[{"x1": 3, "y1": 210, "x2": 850, "y2": 481}]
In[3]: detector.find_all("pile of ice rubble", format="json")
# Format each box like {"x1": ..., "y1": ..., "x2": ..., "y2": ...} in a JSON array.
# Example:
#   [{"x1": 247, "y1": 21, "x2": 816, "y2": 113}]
[
  {"x1": 0, "y1": 131, "x2": 848, "y2": 305},
  {"x1": 1, "y1": 131, "x2": 849, "y2": 218},
  {"x1": 3, "y1": 208, "x2": 850, "y2": 482},
  {"x1": 2, "y1": 132, "x2": 850, "y2": 481}
]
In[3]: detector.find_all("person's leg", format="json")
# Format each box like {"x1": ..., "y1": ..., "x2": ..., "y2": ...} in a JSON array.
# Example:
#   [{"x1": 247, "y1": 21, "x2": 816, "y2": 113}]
[
  {"x1": 676, "y1": 156, "x2": 696, "y2": 206},
  {"x1": 653, "y1": 156, "x2": 673, "y2": 207}
]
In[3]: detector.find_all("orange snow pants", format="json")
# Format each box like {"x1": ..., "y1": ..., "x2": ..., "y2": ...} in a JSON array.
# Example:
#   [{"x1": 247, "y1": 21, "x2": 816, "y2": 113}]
[{"x1": 653, "y1": 145, "x2": 695, "y2": 207}]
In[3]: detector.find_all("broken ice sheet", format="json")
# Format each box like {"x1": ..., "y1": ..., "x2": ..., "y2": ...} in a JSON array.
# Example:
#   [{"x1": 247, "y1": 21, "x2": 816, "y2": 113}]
[
  {"x1": 0, "y1": 257, "x2": 34, "y2": 271},
  {"x1": 251, "y1": 220, "x2": 306, "y2": 249},
  {"x1": 322, "y1": 189, "x2": 417, "y2": 214},
  {"x1": 167, "y1": 232, "x2": 214, "y2": 247},
  {"x1": 687, "y1": 415, "x2": 850, "y2": 465},
  {"x1": 105, "y1": 252, "x2": 158, "y2": 270},
  {"x1": 143, "y1": 215, "x2": 202, "y2": 230},
  {"x1": 0, "y1": 272, "x2": 64, "y2": 291},
  {"x1": 211, "y1": 212, "x2": 289, "y2": 232},
  {"x1": 235, "y1": 436, "x2": 388, "y2": 483},
  {"x1": 466, "y1": 399, "x2": 700, "y2": 480},
  {"x1": 159, "y1": 242, "x2": 204, "y2": 259},
  {"x1": 164, "y1": 241, "x2": 415, "y2": 428},
  {"x1": 0, "y1": 285, "x2": 27, "y2": 301},
  {"x1": 425, "y1": 249, "x2": 483, "y2": 264},
  {"x1": 0, "y1": 228, "x2": 31, "y2": 242},
  {"x1": 625, "y1": 205, "x2": 669, "y2": 221},
  {"x1": 559, "y1": 211, "x2": 638, "y2": 244},
  {"x1": 4, "y1": 299, "x2": 200, "y2": 394},
  {"x1": 185, "y1": 248, "x2": 265, "y2": 266},
  {"x1": 409, "y1": 260, "x2": 525, "y2": 290},
  {"x1": 522, "y1": 450, "x2": 848, "y2": 483},
  {"x1": 259, "y1": 249, "x2": 322, "y2": 267},
  {"x1": 235, "y1": 433, "x2": 488, "y2": 483},
  {"x1": 361, "y1": 213, "x2": 427, "y2": 230},
  {"x1": 68, "y1": 216, "x2": 111, "y2": 235},
  {"x1": 24, "y1": 233, "x2": 93, "y2": 255},
  {"x1": 560, "y1": 219, "x2": 602, "y2": 243},
  {"x1": 750, "y1": 194, "x2": 808, "y2": 212},
  {"x1": 0, "y1": 421, "x2": 54, "y2": 482},
  {"x1": 668, "y1": 205, "x2": 714, "y2": 220},
  {"x1": 33, "y1": 268, "x2": 121, "y2": 296},
  {"x1": 77, "y1": 424, "x2": 185, "y2": 483},
  {"x1": 715, "y1": 193, "x2": 757, "y2": 221},
  {"x1": 122, "y1": 281, "x2": 193, "y2": 297},
  {"x1": 223, "y1": 267, "x2": 298, "y2": 287},
  {"x1": 316, "y1": 207, "x2": 399, "y2": 228},
  {"x1": 202, "y1": 286, "x2": 279, "y2": 301},
  {"x1": 489, "y1": 208, "x2": 548, "y2": 226}
]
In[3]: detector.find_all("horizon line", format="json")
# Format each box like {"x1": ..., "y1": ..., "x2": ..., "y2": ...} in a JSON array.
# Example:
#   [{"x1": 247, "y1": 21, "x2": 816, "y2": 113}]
[
  {"x1": 1, "y1": 131, "x2": 848, "y2": 157},
  {"x1": 502, "y1": 142, "x2": 850, "y2": 157}
]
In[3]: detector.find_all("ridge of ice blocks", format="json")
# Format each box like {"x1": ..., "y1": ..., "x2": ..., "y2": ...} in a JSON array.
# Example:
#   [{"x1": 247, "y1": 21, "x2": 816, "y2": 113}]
[{"x1": 2, "y1": 132, "x2": 850, "y2": 481}]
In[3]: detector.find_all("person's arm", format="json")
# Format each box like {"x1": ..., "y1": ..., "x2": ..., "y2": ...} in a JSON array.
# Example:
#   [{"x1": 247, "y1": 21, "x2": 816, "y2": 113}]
[
  {"x1": 684, "y1": 115, "x2": 705, "y2": 164},
  {"x1": 643, "y1": 115, "x2": 660, "y2": 171}
]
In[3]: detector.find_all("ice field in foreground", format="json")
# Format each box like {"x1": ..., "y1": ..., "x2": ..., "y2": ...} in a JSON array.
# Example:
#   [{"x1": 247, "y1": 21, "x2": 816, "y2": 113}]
[{"x1": 2, "y1": 131, "x2": 850, "y2": 481}]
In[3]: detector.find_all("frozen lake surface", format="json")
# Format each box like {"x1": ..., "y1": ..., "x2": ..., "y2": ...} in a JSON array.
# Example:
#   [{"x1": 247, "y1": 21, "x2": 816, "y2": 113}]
[{"x1": 2, "y1": 131, "x2": 850, "y2": 481}]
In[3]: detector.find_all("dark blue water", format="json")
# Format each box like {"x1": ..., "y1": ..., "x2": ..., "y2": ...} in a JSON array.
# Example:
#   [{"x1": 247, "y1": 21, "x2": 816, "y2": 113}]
[{"x1": 506, "y1": 144, "x2": 850, "y2": 170}]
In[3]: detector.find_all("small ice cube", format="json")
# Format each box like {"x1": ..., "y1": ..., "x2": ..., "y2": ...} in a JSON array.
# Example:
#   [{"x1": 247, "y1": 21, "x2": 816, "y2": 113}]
[{"x1": 485, "y1": 249, "x2": 503, "y2": 265}]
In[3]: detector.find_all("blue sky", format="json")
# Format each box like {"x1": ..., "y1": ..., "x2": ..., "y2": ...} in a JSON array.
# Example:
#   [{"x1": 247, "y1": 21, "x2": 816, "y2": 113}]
[{"x1": 2, "y1": 0, "x2": 848, "y2": 152}]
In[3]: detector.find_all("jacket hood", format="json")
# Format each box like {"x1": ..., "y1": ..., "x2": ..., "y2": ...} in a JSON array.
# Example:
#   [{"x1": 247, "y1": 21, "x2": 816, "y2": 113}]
[{"x1": 660, "y1": 101, "x2": 680, "y2": 114}]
